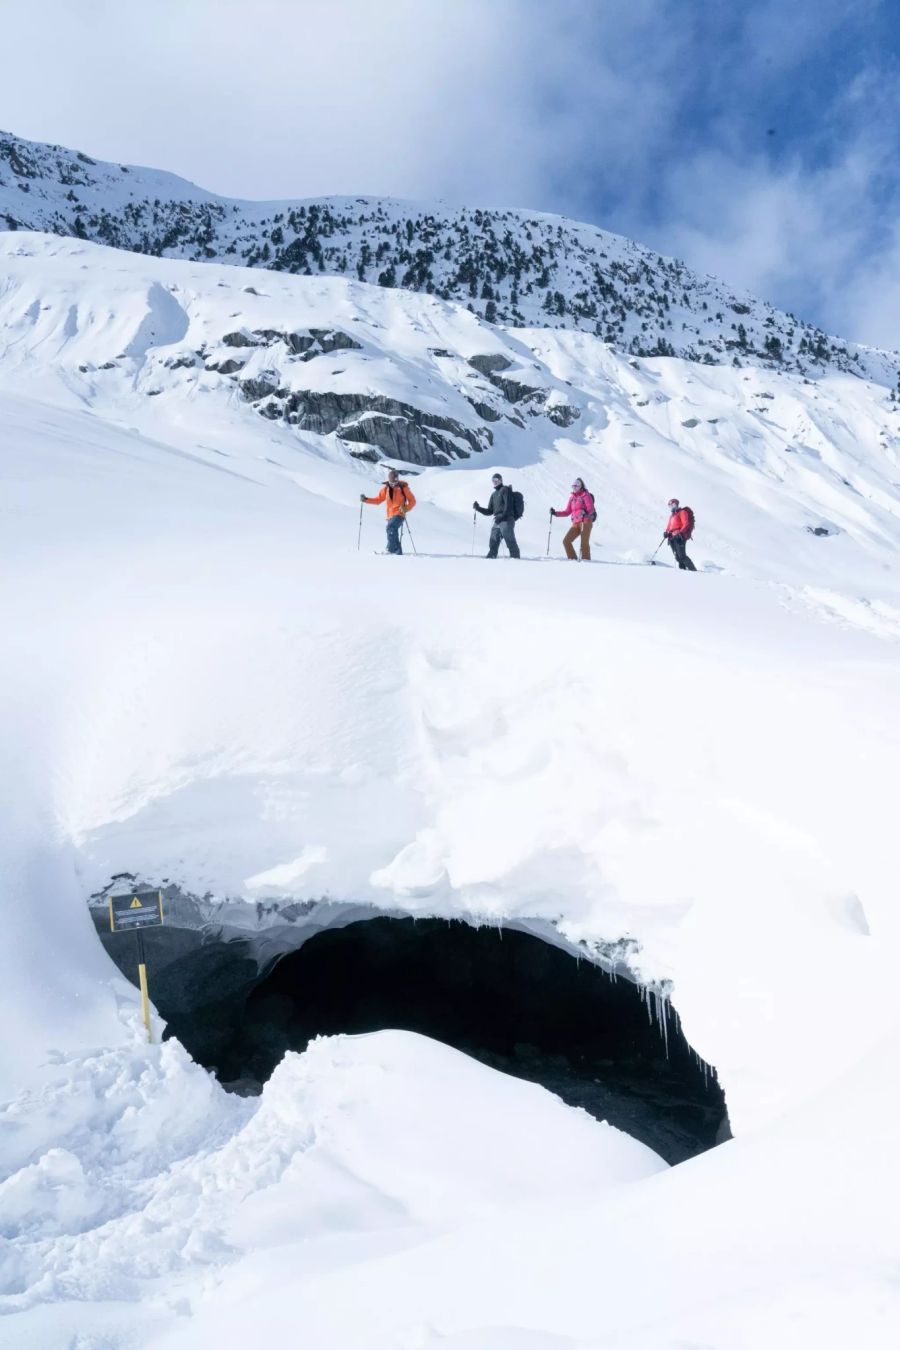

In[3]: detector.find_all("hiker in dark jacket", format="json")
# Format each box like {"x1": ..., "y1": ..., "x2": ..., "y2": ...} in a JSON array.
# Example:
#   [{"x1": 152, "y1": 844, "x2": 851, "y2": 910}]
[
  {"x1": 474, "y1": 473, "x2": 520, "y2": 559},
  {"x1": 664, "y1": 498, "x2": 697, "y2": 571}
]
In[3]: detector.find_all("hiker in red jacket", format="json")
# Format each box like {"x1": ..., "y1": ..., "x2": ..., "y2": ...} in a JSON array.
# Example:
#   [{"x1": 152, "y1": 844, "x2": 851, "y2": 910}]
[{"x1": 664, "y1": 498, "x2": 697, "y2": 571}]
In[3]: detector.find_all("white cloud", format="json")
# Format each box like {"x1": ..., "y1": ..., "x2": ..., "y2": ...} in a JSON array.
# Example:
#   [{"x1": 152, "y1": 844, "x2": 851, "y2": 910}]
[
  {"x1": 660, "y1": 149, "x2": 875, "y2": 305},
  {"x1": 834, "y1": 225, "x2": 900, "y2": 353},
  {"x1": 653, "y1": 63, "x2": 900, "y2": 350},
  {"x1": 0, "y1": 0, "x2": 688, "y2": 208},
  {"x1": 0, "y1": 0, "x2": 588, "y2": 206}
]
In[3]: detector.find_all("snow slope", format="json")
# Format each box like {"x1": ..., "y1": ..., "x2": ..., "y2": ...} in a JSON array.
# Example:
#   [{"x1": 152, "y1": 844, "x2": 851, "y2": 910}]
[
  {"x1": 155, "y1": 1033, "x2": 900, "y2": 1350},
  {"x1": 2, "y1": 1032, "x2": 664, "y2": 1348},
  {"x1": 2, "y1": 234, "x2": 900, "y2": 1346}
]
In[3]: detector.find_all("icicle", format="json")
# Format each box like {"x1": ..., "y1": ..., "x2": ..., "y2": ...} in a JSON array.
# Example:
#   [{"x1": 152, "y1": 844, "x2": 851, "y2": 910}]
[
  {"x1": 640, "y1": 983, "x2": 655, "y2": 1028},
  {"x1": 654, "y1": 988, "x2": 669, "y2": 1057}
]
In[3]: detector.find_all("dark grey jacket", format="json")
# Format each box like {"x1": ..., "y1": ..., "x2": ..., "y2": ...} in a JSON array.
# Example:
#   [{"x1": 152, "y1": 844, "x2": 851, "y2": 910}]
[{"x1": 475, "y1": 486, "x2": 514, "y2": 522}]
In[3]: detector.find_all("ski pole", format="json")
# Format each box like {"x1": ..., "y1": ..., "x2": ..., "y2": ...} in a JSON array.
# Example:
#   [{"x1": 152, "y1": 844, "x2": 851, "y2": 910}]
[
  {"x1": 471, "y1": 510, "x2": 477, "y2": 556},
  {"x1": 649, "y1": 535, "x2": 666, "y2": 565},
  {"x1": 404, "y1": 516, "x2": 418, "y2": 555},
  {"x1": 546, "y1": 509, "x2": 554, "y2": 557},
  {"x1": 357, "y1": 499, "x2": 364, "y2": 551}
]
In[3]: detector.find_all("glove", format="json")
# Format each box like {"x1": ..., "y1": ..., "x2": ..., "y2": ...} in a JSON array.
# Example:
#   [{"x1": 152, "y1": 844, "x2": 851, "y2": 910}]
[
  {"x1": 549, "y1": 508, "x2": 556, "y2": 517},
  {"x1": 472, "y1": 502, "x2": 479, "y2": 510},
  {"x1": 360, "y1": 493, "x2": 367, "y2": 502},
  {"x1": 663, "y1": 530, "x2": 671, "y2": 538}
]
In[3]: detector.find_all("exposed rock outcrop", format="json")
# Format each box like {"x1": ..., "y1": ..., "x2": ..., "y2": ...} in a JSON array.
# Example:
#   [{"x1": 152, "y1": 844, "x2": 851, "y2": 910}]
[
  {"x1": 466, "y1": 398, "x2": 503, "y2": 423},
  {"x1": 546, "y1": 401, "x2": 581, "y2": 428},
  {"x1": 239, "y1": 370, "x2": 284, "y2": 402},
  {"x1": 465, "y1": 353, "x2": 579, "y2": 426},
  {"x1": 339, "y1": 411, "x2": 478, "y2": 465},
  {"x1": 222, "y1": 330, "x2": 263, "y2": 349},
  {"x1": 222, "y1": 327, "x2": 361, "y2": 359},
  {"x1": 467, "y1": 353, "x2": 513, "y2": 376},
  {"x1": 236, "y1": 379, "x2": 489, "y2": 465},
  {"x1": 306, "y1": 327, "x2": 362, "y2": 355},
  {"x1": 485, "y1": 373, "x2": 545, "y2": 405},
  {"x1": 206, "y1": 356, "x2": 246, "y2": 374}
]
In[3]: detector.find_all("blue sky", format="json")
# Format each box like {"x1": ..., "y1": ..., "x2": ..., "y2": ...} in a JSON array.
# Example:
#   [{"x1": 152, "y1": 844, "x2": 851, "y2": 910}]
[
  {"x1": 1, "y1": 0, "x2": 897, "y2": 347},
  {"x1": 544, "y1": 0, "x2": 900, "y2": 344}
]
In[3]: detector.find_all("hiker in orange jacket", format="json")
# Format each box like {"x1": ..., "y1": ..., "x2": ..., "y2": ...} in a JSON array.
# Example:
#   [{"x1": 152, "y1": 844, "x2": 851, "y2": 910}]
[{"x1": 361, "y1": 468, "x2": 416, "y2": 554}]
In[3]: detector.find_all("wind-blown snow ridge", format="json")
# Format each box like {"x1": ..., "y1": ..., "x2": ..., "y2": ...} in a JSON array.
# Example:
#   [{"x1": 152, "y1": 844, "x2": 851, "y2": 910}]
[{"x1": 3, "y1": 128, "x2": 898, "y2": 385}]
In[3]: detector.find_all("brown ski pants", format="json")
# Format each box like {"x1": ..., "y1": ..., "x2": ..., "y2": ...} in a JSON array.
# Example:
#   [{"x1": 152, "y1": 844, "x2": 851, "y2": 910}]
[{"x1": 563, "y1": 520, "x2": 593, "y2": 560}]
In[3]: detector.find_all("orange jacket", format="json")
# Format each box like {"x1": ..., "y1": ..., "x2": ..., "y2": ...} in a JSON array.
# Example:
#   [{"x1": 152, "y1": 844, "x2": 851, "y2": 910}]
[{"x1": 365, "y1": 481, "x2": 416, "y2": 518}]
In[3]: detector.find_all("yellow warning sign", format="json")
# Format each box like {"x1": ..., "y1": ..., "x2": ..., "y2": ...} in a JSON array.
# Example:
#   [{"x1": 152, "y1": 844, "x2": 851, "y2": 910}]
[{"x1": 109, "y1": 891, "x2": 164, "y2": 932}]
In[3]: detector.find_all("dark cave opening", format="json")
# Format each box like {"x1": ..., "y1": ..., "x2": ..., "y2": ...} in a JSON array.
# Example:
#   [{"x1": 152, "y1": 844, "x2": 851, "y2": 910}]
[{"x1": 140, "y1": 915, "x2": 729, "y2": 1165}]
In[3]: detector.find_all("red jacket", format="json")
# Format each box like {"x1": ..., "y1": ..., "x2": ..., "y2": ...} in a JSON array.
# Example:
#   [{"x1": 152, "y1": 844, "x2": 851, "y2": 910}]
[{"x1": 666, "y1": 506, "x2": 694, "y2": 539}]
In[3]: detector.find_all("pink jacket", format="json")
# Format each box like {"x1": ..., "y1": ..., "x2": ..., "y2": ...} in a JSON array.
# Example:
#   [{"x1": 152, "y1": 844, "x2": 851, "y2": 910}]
[{"x1": 556, "y1": 490, "x2": 595, "y2": 523}]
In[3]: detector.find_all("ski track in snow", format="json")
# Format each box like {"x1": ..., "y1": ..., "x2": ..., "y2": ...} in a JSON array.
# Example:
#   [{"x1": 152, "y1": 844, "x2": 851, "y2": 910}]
[{"x1": 1, "y1": 235, "x2": 899, "y2": 1348}]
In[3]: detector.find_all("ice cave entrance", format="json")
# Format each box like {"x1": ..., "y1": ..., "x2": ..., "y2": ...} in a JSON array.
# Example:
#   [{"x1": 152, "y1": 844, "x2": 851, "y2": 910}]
[{"x1": 112, "y1": 913, "x2": 730, "y2": 1164}]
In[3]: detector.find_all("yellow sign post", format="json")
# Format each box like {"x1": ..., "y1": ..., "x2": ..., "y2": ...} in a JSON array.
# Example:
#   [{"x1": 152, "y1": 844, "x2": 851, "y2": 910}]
[{"x1": 108, "y1": 891, "x2": 165, "y2": 1042}]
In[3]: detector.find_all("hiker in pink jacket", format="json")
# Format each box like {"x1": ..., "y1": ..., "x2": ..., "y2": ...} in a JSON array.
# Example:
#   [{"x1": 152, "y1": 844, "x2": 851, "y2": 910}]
[{"x1": 551, "y1": 478, "x2": 596, "y2": 560}]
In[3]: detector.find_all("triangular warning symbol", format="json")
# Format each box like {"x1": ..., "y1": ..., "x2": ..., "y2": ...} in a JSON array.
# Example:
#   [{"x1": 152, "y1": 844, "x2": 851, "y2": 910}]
[{"x1": 130, "y1": 897, "x2": 143, "y2": 908}]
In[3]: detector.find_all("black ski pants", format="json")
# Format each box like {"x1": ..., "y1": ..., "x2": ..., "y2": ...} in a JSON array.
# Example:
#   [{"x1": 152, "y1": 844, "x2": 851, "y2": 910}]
[
  {"x1": 487, "y1": 518, "x2": 520, "y2": 558},
  {"x1": 668, "y1": 535, "x2": 696, "y2": 571}
]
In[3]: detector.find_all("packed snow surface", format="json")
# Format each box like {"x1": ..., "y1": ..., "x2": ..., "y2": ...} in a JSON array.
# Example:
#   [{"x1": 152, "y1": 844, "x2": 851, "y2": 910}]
[{"x1": 1, "y1": 234, "x2": 899, "y2": 1346}]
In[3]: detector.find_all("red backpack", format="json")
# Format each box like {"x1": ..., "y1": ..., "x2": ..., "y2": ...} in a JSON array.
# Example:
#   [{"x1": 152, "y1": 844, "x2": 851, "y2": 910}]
[{"x1": 682, "y1": 506, "x2": 695, "y2": 539}]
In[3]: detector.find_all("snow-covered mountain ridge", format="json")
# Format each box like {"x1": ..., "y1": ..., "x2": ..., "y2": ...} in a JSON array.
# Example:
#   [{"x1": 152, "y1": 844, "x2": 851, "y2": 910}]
[{"x1": 3, "y1": 128, "x2": 897, "y2": 386}]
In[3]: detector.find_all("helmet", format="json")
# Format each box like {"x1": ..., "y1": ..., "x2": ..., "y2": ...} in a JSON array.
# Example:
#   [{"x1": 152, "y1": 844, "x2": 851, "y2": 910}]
[{"x1": 667, "y1": 498, "x2": 679, "y2": 507}]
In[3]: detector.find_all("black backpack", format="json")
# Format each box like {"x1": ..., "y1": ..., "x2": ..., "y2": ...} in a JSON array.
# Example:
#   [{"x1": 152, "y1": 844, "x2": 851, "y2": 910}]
[
  {"x1": 510, "y1": 487, "x2": 525, "y2": 520},
  {"x1": 576, "y1": 491, "x2": 597, "y2": 524}
]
